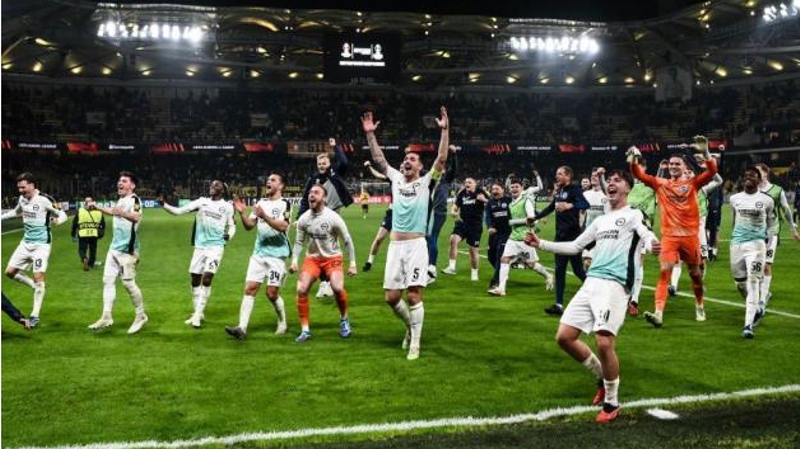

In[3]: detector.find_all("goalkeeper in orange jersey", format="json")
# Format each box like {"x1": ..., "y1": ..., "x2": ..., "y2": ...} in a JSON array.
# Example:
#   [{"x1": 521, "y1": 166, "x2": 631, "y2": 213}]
[{"x1": 627, "y1": 136, "x2": 718, "y2": 327}]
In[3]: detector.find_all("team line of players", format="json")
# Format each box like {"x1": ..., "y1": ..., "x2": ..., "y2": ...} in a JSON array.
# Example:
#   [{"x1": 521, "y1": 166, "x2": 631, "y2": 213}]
[{"x1": 3, "y1": 110, "x2": 798, "y2": 422}]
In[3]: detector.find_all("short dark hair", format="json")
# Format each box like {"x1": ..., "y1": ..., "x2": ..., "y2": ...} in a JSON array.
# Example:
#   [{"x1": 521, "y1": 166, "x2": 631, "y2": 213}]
[
  {"x1": 754, "y1": 163, "x2": 770, "y2": 178},
  {"x1": 668, "y1": 153, "x2": 687, "y2": 163},
  {"x1": 508, "y1": 177, "x2": 524, "y2": 186},
  {"x1": 119, "y1": 171, "x2": 138, "y2": 186},
  {"x1": 608, "y1": 169, "x2": 634, "y2": 188},
  {"x1": 745, "y1": 166, "x2": 762, "y2": 180},
  {"x1": 491, "y1": 180, "x2": 505, "y2": 189},
  {"x1": 16, "y1": 172, "x2": 35, "y2": 185},
  {"x1": 270, "y1": 172, "x2": 285, "y2": 184}
]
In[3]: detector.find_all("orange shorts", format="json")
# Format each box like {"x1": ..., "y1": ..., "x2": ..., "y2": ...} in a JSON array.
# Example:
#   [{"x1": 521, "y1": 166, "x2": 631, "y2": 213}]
[
  {"x1": 302, "y1": 255, "x2": 343, "y2": 280},
  {"x1": 660, "y1": 235, "x2": 702, "y2": 266}
]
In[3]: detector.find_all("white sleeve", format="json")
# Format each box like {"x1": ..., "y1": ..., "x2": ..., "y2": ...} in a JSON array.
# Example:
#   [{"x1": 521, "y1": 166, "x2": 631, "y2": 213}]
[
  {"x1": 539, "y1": 220, "x2": 599, "y2": 255},
  {"x1": 226, "y1": 206, "x2": 236, "y2": 240},
  {"x1": 334, "y1": 214, "x2": 357, "y2": 265},
  {"x1": 633, "y1": 212, "x2": 657, "y2": 252},
  {"x1": 779, "y1": 191, "x2": 797, "y2": 230},
  {"x1": 292, "y1": 215, "x2": 307, "y2": 261},
  {"x1": 52, "y1": 209, "x2": 68, "y2": 226},
  {"x1": 701, "y1": 174, "x2": 723, "y2": 194},
  {"x1": 386, "y1": 166, "x2": 403, "y2": 184},
  {"x1": 1, "y1": 202, "x2": 21, "y2": 220},
  {"x1": 525, "y1": 198, "x2": 536, "y2": 219},
  {"x1": 766, "y1": 199, "x2": 777, "y2": 239},
  {"x1": 163, "y1": 199, "x2": 202, "y2": 216}
]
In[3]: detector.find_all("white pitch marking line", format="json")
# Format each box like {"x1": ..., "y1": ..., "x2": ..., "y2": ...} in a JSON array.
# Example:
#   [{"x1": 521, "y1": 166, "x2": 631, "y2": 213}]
[
  {"x1": 13, "y1": 384, "x2": 800, "y2": 449},
  {"x1": 2, "y1": 228, "x2": 24, "y2": 235},
  {"x1": 457, "y1": 250, "x2": 800, "y2": 320}
]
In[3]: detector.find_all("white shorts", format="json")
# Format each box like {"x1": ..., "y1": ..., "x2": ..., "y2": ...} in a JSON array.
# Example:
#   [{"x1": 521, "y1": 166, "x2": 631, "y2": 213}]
[
  {"x1": 699, "y1": 221, "x2": 708, "y2": 259},
  {"x1": 104, "y1": 249, "x2": 139, "y2": 280},
  {"x1": 246, "y1": 256, "x2": 287, "y2": 287},
  {"x1": 730, "y1": 240, "x2": 766, "y2": 280},
  {"x1": 7, "y1": 242, "x2": 51, "y2": 273},
  {"x1": 189, "y1": 247, "x2": 225, "y2": 275},
  {"x1": 765, "y1": 235, "x2": 778, "y2": 264},
  {"x1": 384, "y1": 238, "x2": 429, "y2": 290},
  {"x1": 501, "y1": 240, "x2": 539, "y2": 264},
  {"x1": 561, "y1": 277, "x2": 629, "y2": 336}
]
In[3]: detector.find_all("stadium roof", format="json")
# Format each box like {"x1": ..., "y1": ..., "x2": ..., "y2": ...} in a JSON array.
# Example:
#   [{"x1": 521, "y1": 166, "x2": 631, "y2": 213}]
[{"x1": 2, "y1": 0, "x2": 799, "y2": 90}]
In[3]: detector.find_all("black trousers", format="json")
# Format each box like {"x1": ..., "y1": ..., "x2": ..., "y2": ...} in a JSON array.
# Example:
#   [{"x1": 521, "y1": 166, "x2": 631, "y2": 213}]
[
  {"x1": 488, "y1": 232, "x2": 510, "y2": 286},
  {"x1": 2, "y1": 293, "x2": 25, "y2": 322},
  {"x1": 78, "y1": 237, "x2": 99, "y2": 266}
]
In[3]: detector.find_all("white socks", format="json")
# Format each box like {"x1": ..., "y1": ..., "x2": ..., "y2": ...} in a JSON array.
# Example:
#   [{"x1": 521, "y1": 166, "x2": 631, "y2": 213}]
[
  {"x1": 272, "y1": 296, "x2": 286, "y2": 325},
  {"x1": 102, "y1": 276, "x2": 116, "y2": 317},
  {"x1": 32, "y1": 282, "x2": 45, "y2": 317},
  {"x1": 409, "y1": 302, "x2": 424, "y2": 349},
  {"x1": 498, "y1": 263, "x2": 510, "y2": 290},
  {"x1": 604, "y1": 377, "x2": 620, "y2": 406},
  {"x1": 471, "y1": 268, "x2": 479, "y2": 280},
  {"x1": 532, "y1": 262, "x2": 549, "y2": 279},
  {"x1": 197, "y1": 286, "x2": 210, "y2": 316},
  {"x1": 671, "y1": 265, "x2": 682, "y2": 289},
  {"x1": 582, "y1": 352, "x2": 604, "y2": 380},
  {"x1": 13, "y1": 273, "x2": 36, "y2": 289},
  {"x1": 239, "y1": 295, "x2": 255, "y2": 331},
  {"x1": 192, "y1": 286, "x2": 203, "y2": 314},
  {"x1": 391, "y1": 300, "x2": 411, "y2": 328},
  {"x1": 761, "y1": 274, "x2": 773, "y2": 307},
  {"x1": 122, "y1": 279, "x2": 144, "y2": 316},
  {"x1": 448, "y1": 259, "x2": 456, "y2": 271},
  {"x1": 367, "y1": 254, "x2": 375, "y2": 264},
  {"x1": 745, "y1": 275, "x2": 761, "y2": 327}
]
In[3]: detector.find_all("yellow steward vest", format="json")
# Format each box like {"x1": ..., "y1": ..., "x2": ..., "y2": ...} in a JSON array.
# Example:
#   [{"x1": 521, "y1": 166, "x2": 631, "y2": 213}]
[{"x1": 77, "y1": 208, "x2": 103, "y2": 238}]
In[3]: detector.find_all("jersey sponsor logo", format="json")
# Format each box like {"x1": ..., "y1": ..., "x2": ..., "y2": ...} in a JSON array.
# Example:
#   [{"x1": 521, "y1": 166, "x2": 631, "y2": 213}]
[{"x1": 398, "y1": 182, "x2": 421, "y2": 198}]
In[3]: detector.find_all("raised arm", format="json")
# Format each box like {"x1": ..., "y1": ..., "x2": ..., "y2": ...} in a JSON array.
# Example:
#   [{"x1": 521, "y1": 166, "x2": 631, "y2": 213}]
[
  {"x1": 431, "y1": 106, "x2": 450, "y2": 174},
  {"x1": 364, "y1": 161, "x2": 388, "y2": 180},
  {"x1": 527, "y1": 219, "x2": 599, "y2": 255},
  {"x1": 331, "y1": 139, "x2": 349, "y2": 176},
  {"x1": 526, "y1": 170, "x2": 544, "y2": 195},
  {"x1": 362, "y1": 111, "x2": 388, "y2": 175},
  {"x1": 692, "y1": 156, "x2": 718, "y2": 188},
  {"x1": 701, "y1": 173, "x2": 724, "y2": 194},
  {"x1": 443, "y1": 147, "x2": 458, "y2": 183}
]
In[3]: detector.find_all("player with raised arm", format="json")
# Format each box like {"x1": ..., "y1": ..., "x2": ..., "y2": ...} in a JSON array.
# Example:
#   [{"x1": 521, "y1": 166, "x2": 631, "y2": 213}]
[
  {"x1": 442, "y1": 178, "x2": 488, "y2": 281},
  {"x1": 225, "y1": 173, "x2": 291, "y2": 340},
  {"x1": 754, "y1": 163, "x2": 799, "y2": 311},
  {"x1": 669, "y1": 163, "x2": 723, "y2": 301},
  {"x1": 298, "y1": 138, "x2": 353, "y2": 298},
  {"x1": 290, "y1": 184, "x2": 358, "y2": 342},
  {"x1": 488, "y1": 177, "x2": 554, "y2": 297},
  {"x1": 87, "y1": 171, "x2": 148, "y2": 334},
  {"x1": 525, "y1": 170, "x2": 660, "y2": 423},
  {"x1": 2, "y1": 172, "x2": 67, "y2": 327},
  {"x1": 160, "y1": 180, "x2": 236, "y2": 328},
  {"x1": 729, "y1": 167, "x2": 775, "y2": 339},
  {"x1": 628, "y1": 136, "x2": 718, "y2": 327},
  {"x1": 361, "y1": 106, "x2": 449, "y2": 360}
]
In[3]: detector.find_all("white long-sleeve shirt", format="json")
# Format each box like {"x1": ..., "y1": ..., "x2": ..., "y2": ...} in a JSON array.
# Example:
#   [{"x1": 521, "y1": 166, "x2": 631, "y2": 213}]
[
  {"x1": 539, "y1": 205, "x2": 657, "y2": 291},
  {"x1": 293, "y1": 206, "x2": 356, "y2": 265}
]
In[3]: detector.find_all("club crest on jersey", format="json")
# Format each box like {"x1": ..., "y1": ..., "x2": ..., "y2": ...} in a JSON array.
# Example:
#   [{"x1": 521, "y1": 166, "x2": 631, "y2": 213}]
[
  {"x1": 679, "y1": 186, "x2": 689, "y2": 193},
  {"x1": 219, "y1": 207, "x2": 226, "y2": 213},
  {"x1": 272, "y1": 208, "x2": 280, "y2": 218},
  {"x1": 615, "y1": 218, "x2": 626, "y2": 226},
  {"x1": 502, "y1": 203, "x2": 507, "y2": 208},
  {"x1": 32, "y1": 204, "x2": 40, "y2": 211},
  {"x1": 755, "y1": 202, "x2": 763, "y2": 209},
  {"x1": 321, "y1": 222, "x2": 330, "y2": 231}
]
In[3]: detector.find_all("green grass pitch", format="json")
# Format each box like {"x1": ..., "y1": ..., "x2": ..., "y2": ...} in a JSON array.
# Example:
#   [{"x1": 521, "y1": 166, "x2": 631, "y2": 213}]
[{"x1": 2, "y1": 203, "x2": 799, "y2": 448}]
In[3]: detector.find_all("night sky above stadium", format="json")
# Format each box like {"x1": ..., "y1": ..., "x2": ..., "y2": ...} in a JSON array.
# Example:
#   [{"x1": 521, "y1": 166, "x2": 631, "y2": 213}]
[{"x1": 114, "y1": 0, "x2": 703, "y2": 21}]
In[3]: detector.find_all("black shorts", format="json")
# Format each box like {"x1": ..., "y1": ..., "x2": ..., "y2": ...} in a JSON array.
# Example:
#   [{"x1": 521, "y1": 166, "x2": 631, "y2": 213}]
[
  {"x1": 451, "y1": 221, "x2": 483, "y2": 248},
  {"x1": 380, "y1": 208, "x2": 393, "y2": 231},
  {"x1": 362, "y1": 203, "x2": 369, "y2": 211}
]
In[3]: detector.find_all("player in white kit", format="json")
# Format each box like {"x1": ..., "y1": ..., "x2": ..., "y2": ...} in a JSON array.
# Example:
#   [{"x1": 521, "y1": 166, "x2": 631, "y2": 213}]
[
  {"x1": 362, "y1": 106, "x2": 450, "y2": 360},
  {"x1": 581, "y1": 168, "x2": 610, "y2": 270},
  {"x1": 525, "y1": 170, "x2": 660, "y2": 423},
  {"x1": 225, "y1": 173, "x2": 292, "y2": 340},
  {"x1": 729, "y1": 167, "x2": 775, "y2": 338},
  {"x1": 87, "y1": 171, "x2": 149, "y2": 334},
  {"x1": 290, "y1": 184, "x2": 358, "y2": 342},
  {"x1": 161, "y1": 180, "x2": 236, "y2": 328},
  {"x1": 2, "y1": 172, "x2": 67, "y2": 327}
]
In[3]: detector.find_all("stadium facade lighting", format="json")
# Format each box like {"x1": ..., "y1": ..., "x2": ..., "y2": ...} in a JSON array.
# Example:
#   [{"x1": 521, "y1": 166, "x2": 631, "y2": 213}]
[
  {"x1": 742, "y1": 67, "x2": 753, "y2": 75},
  {"x1": 506, "y1": 75, "x2": 517, "y2": 84},
  {"x1": 762, "y1": 1, "x2": 799, "y2": 23},
  {"x1": 715, "y1": 66, "x2": 728, "y2": 77},
  {"x1": 102, "y1": 67, "x2": 112, "y2": 75},
  {"x1": 468, "y1": 73, "x2": 480, "y2": 82},
  {"x1": 2, "y1": 63, "x2": 12, "y2": 70},
  {"x1": 412, "y1": 74, "x2": 422, "y2": 81},
  {"x1": 97, "y1": 21, "x2": 206, "y2": 44},
  {"x1": 316, "y1": 73, "x2": 324, "y2": 79},
  {"x1": 598, "y1": 76, "x2": 608, "y2": 84},
  {"x1": 288, "y1": 71, "x2": 299, "y2": 78},
  {"x1": 185, "y1": 70, "x2": 194, "y2": 76},
  {"x1": 250, "y1": 70, "x2": 260, "y2": 77},
  {"x1": 768, "y1": 60, "x2": 784, "y2": 70},
  {"x1": 32, "y1": 62, "x2": 42, "y2": 72},
  {"x1": 509, "y1": 35, "x2": 599, "y2": 56},
  {"x1": 565, "y1": 76, "x2": 575, "y2": 84},
  {"x1": 142, "y1": 69, "x2": 151, "y2": 76},
  {"x1": 624, "y1": 76, "x2": 635, "y2": 83},
  {"x1": 539, "y1": 77, "x2": 549, "y2": 84}
]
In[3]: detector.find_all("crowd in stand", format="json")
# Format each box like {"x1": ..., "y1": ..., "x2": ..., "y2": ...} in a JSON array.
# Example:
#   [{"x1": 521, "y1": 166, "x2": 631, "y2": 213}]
[{"x1": 3, "y1": 80, "x2": 799, "y2": 146}]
